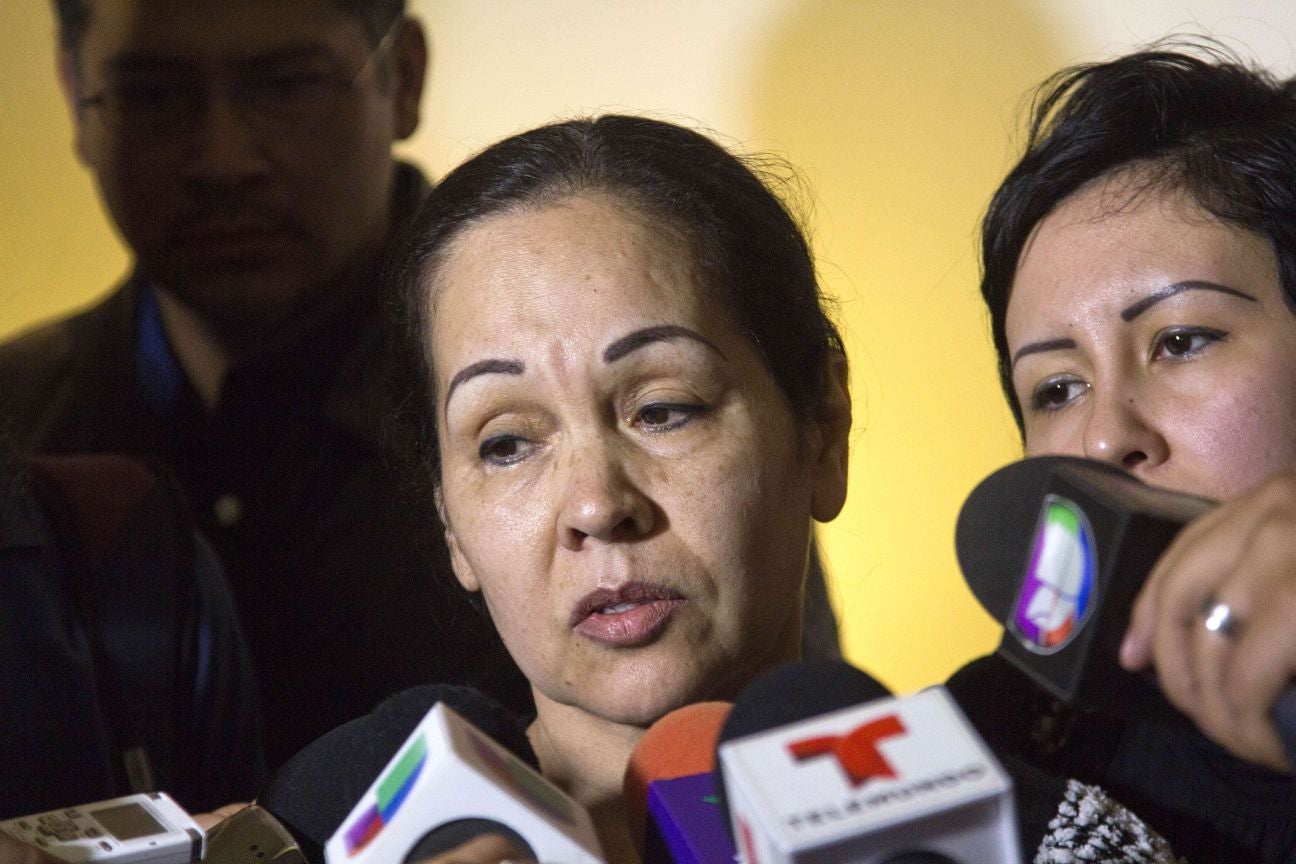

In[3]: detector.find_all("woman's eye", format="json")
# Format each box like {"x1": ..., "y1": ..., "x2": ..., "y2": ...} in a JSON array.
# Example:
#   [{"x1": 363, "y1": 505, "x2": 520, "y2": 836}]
[
  {"x1": 478, "y1": 435, "x2": 532, "y2": 465},
  {"x1": 1153, "y1": 327, "x2": 1225, "y2": 360},
  {"x1": 1028, "y1": 377, "x2": 1088, "y2": 413},
  {"x1": 634, "y1": 402, "x2": 703, "y2": 431}
]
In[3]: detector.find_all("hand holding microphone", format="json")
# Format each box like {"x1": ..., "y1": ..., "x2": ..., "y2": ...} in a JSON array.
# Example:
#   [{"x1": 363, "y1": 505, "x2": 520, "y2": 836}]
[
  {"x1": 955, "y1": 455, "x2": 1296, "y2": 772},
  {"x1": 1118, "y1": 467, "x2": 1296, "y2": 772}
]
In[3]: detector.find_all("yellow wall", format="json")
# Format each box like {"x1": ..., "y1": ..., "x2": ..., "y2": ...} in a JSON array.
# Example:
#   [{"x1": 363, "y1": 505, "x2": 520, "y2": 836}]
[{"x1": 4, "y1": 1, "x2": 1293, "y2": 694}]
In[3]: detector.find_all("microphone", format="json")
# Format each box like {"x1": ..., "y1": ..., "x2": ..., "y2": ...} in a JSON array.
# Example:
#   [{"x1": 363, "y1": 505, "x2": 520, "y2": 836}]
[
  {"x1": 622, "y1": 702, "x2": 734, "y2": 864},
  {"x1": 714, "y1": 660, "x2": 1022, "y2": 864},
  {"x1": 321, "y1": 699, "x2": 604, "y2": 864},
  {"x1": 954, "y1": 455, "x2": 1296, "y2": 764},
  {"x1": 258, "y1": 684, "x2": 597, "y2": 864}
]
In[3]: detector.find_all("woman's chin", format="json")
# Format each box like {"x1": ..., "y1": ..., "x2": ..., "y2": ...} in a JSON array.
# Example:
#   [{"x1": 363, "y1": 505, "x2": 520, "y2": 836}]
[{"x1": 568, "y1": 661, "x2": 749, "y2": 728}]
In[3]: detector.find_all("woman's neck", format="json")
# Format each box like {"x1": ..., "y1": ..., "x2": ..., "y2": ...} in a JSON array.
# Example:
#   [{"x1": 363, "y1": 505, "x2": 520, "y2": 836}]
[{"x1": 528, "y1": 693, "x2": 647, "y2": 864}]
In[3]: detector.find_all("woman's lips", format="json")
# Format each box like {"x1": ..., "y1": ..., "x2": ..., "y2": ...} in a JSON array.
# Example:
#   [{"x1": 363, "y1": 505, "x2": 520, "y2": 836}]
[{"x1": 571, "y1": 582, "x2": 685, "y2": 647}]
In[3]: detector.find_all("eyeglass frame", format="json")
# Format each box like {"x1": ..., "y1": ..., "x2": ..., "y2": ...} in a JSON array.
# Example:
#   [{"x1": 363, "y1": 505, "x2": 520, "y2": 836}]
[{"x1": 73, "y1": 15, "x2": 404, "y2": 138}]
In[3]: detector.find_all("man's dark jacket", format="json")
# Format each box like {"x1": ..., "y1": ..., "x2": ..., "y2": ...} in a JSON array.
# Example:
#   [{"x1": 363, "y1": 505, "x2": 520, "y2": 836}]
[{"x1": 0, "y1": 165, "x2": 530, "y2": 771}]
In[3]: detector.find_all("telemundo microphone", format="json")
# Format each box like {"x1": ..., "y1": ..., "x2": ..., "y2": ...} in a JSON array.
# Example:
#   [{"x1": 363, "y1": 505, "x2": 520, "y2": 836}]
[
  {"x1": 622, "y1": 702, "x2": 734, "y2": 864},
  {"x1": 714, "y1": 660, "x2": 1022, "y2": 864},
  {"x1": 954, "y1": 454, "x2": 1296, "y2": 765}
]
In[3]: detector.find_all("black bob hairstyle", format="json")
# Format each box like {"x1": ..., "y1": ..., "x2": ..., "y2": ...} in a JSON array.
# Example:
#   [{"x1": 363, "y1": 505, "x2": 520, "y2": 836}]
[
  {"x1": 389, "y1": 114, "x2": 843, "y2": 485},
  {"x1": 980, "y1": 42, "x2": 1296, "y2": 430}
]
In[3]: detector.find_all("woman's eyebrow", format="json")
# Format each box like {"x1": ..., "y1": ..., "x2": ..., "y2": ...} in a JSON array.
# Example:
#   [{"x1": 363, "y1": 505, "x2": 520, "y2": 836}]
[
  {"x1": 444, "y1": 358, "x2": 523, "y2": 416},
  {"x1": 1120, "y1": 280, "x2": 1258, "y2": 321},
  {"x1": 603, "y1": 325, "x2": 723, "y2": 363},
  {"x1": 1011, "y1": 338, "x2": 1077, "y2": 369}
]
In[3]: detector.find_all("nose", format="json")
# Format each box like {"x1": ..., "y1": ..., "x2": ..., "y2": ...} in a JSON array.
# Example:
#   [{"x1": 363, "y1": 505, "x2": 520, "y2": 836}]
[
  {"x1": 556, "y1": 441, "x2": 654, "y2": 550},
  {"x1": 1081, "y1": 389, "x2": 1169, "y2": 476},
  {"x1": 183, "y1": 92, "x2": 271, "y2": 184}
]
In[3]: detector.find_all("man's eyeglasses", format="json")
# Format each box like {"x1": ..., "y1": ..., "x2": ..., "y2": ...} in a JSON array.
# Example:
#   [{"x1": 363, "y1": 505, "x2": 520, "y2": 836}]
[{"x1": 77, "y1": 18, "x2": 401, "y2": 137}]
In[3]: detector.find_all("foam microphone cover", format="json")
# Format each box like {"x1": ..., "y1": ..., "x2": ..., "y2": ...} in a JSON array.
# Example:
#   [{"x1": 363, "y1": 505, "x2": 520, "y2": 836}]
[
  {"x1": 955, "y1": 455, "x2": 1136, "y2": 622},
  {"x1": 945, "y1": 656, "x2": 1090, "y2": 855},
  {"x1": 713, "y1": 660, "x2": 892, "y2": 843},
  {"x1": 258, "y1": 684, "x2": 536, "y2": 863},
  {"x1": 623, "y1": 701, "x2": 732, "y2": 851},
  {"x1": 719, "y1": 659, "x2": 893, "y2": 744}
]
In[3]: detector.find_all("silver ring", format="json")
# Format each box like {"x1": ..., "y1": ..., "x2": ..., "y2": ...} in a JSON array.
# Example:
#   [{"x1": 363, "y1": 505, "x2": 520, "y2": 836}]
[{"x1": 1202, "y1": 597, "x2": 1241, "y2": 638}]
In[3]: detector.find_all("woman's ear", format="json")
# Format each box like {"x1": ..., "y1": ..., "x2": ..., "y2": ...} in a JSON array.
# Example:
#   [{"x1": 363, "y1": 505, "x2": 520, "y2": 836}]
[
  {"x1": 435, "y1": 485, "x2": 480, "y2": 593},
  {"x1": 810, "y1": 350, "x2": 852, "y2": 522}
]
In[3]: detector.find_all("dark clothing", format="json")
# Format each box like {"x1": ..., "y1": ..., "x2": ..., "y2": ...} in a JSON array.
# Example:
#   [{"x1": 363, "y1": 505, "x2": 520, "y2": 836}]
[
  {"x1": 0, "y1": 164, "x2": 532, "y2": 771},
  {"x1": 0, "y1": 457, "x2": 262, "y2": 817},
  {"x1": 949, "y1": 653, "x2": 1296, "y2": 863}
]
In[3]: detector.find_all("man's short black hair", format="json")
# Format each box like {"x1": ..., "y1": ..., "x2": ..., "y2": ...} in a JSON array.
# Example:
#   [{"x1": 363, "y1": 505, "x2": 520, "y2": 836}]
[
  {"x1": 980, "y1": 41, "x2": 1296, "y2": 430},
  {"x1": 52, "y1": 0, "x2": 406, "y2": 54}
]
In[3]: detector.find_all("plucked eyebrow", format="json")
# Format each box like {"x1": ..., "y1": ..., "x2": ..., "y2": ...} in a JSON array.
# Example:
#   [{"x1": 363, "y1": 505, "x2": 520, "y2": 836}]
[
  {"x1": 1011, "y1": 338, "x2": 1077, "y2": 370},
  {"x1": 444, "y1": 359, "x2": 524, "y2": 416},
  {"x1": 443, "y1": 325, "x2": 722, "y2": 417},
  {"x1": 1119, "y1": 279, "x2": 1258, "y2": 321},
  {"x1": 602, "y1": 325, "x2": 723, "y2": 363},
  {"x1": 1010, "y1": 280, "x2": 1260, "y2": 369}
]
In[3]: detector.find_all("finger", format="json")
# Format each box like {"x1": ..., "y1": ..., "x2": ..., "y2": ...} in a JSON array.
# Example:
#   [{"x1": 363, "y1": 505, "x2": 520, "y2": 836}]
[
  {"x1": 1186, "y1": 587, "x2": 1247, "y2": 752},
  {"x1": 0, "y1": 835, "x2": 58, "y2": 864},
  {"x1": 1145, "y1": 546, "x2": 1228, "y2": 718},
  {"x1": 1219, "y1": 583, "x2": 1296, "y2": 772},
  {"x1": 1120, "y1": 498, "x2": 1236, "y2": 670},
  {"x1": 193, "y1": 801, "x2": 253, "y2": 830},
  {"x1": 412, "y1": 832, "x2": 532, "y2": 864}
]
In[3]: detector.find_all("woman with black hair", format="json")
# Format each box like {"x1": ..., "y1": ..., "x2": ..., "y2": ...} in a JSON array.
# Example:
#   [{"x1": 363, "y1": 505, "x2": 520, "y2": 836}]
[
  {"x1": 976, "y1": 43, "x2": 1296, "y2": 862},
  {"x1": 386, "y1": 114, "x2": 852, "y2": 862}
]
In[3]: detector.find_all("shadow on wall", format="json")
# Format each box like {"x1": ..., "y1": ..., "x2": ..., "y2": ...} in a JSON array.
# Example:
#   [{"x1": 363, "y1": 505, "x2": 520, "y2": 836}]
[{"x1": 746, "y1": 0, "x2": 1064, "y2": 690}]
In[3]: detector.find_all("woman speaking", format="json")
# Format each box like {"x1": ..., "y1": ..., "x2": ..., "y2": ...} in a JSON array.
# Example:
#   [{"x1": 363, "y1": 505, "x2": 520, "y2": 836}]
[{"x1": 387, "y1": 114, "x2": 853, "y2": 861}]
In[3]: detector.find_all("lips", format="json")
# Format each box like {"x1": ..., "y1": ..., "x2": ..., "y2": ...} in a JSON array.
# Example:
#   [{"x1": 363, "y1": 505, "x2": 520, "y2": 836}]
[{"x1": 570, "y1": 581, "x2": 685, "y2": 647}]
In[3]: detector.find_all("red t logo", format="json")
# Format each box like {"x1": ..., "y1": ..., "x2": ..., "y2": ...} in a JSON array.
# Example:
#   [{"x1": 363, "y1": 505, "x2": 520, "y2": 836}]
[{"x1": 787, "y1": 714, "x2": 906, "y2": 787}]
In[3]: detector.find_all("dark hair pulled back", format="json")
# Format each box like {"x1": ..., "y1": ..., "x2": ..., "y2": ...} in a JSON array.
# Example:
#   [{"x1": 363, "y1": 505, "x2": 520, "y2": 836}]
[{"x1": 390, "y1": 114, "x2": 842, "y2": 484}]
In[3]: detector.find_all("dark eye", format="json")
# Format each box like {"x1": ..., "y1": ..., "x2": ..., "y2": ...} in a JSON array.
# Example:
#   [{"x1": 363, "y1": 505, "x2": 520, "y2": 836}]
[
  {"x1": 105, "y1": 81, "x2": 198, "y2": 124},
  {"x1": 1028, "y1": 377, "x2": 1087, "y2": 413},
  {"x1": 635, "y1": 402, "x2": 703, "y2": 432},
  {"x1": 1154, "y1": 328, "x2": 1225, "y2": 359},
  {"x1": 478, "y1": 435, "x2": 532, "y2": 466},
  {"x1": 246, "y1": 70, "x2": 340, "y2": 117}
]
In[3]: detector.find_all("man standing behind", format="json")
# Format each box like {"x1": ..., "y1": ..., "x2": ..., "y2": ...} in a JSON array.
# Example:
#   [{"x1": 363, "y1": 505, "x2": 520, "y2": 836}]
[{"x1": 0, "y1": 0, "x2": 530, "y2": 772}]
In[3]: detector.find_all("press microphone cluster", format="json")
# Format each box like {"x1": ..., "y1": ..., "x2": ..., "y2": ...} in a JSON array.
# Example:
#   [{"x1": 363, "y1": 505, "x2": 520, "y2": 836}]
[{"x1": 954, "y1": 455, "x2": 1296, "y2": 765}]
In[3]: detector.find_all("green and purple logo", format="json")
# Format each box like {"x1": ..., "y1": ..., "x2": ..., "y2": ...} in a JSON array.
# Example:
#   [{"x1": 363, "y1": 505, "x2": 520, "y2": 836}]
[{"x1": 1011, "y1": 494, "x2": 1096, "y2": 654}]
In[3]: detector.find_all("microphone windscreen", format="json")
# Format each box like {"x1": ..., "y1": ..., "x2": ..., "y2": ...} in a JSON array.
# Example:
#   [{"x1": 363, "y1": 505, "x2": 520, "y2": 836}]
[
  {"x1": 945, "y1": 656, "x2": 1117, "y2": 858},
  {"x1": 623, "y1": 701, "x2": 731, "y2": 850},
  {"x1": 954, "y1": 455, "x2": 1131, "y2": 621},
  {"x1": 259, "y1": 684, "x2": 535, "y2": 861},
  {"x1": 718, "y1": 659, "x2": 892, "y2": 746}
]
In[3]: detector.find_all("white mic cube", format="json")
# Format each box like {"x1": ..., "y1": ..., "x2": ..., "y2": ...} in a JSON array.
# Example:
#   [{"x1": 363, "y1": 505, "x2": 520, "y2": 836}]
[
  {"x1": 324, "y1": 703, "x2": 605, "y2": 864},
  {"x1": 718, "y1": 686, "x2": 1020, "y2": 864}
]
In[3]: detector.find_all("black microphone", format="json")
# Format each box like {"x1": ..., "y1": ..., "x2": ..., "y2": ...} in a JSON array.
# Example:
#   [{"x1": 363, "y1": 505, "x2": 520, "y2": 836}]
[
  {"x1": 954, "y1": 455, "x2": 1296, "y2": 765},
  {"x1": 258, "y1": 684, "x2": 540, "y2": 864}
]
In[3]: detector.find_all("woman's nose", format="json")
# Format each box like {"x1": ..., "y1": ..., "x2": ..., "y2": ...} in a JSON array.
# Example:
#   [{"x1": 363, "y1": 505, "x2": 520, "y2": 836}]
[
  {"x1": 556, "y1": 444, "x2": 654, "y2": 550},
  {"x1": 1081, "y1": 389, "x2": 1169, "y2": 475}
]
